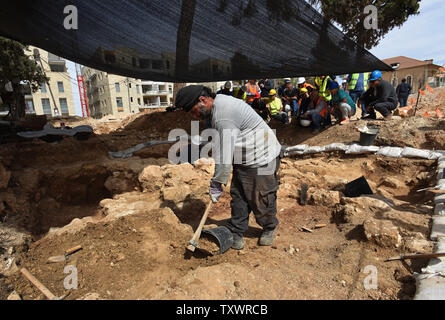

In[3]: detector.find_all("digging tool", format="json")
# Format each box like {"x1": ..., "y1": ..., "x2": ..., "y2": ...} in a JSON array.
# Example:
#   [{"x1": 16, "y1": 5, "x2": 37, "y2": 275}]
[
  {"x1": 385, "y1": 252, "x2": 445, "y2": 262},
  {"x1": 20, "y1": 268, "x2": 70, "y2": 300},
  {"x1": 187, "y1": 201, "x2": 213, "y2": 252},
  {"x1": 47, "y1": 245, "x2": 82, "y2": 264},
  {"x1": 429, "y1": 189, "x2": 445, "y2": 194}
]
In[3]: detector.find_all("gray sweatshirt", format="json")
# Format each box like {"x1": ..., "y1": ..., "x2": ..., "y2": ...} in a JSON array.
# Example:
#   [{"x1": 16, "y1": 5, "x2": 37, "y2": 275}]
[{"x1": 210, "y1": 94, "x2": 282, "y2": 185}]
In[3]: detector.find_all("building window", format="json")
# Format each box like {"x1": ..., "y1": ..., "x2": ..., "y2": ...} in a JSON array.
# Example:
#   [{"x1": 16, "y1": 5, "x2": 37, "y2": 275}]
[
  {"x1": 40, "y1": 83, "x2": 47, "y2": 93},
  {"x1": 115, "y1": 83, "x2": 120, "y2": 93},
  {"x1": 116, "y1": 97, "x2": 124, "y2": 112},
  {"x1": 58, "y1": 82, "x2": 64, "y2": 93},
  {"x1": 129, "y1": 83, "x2": 132, "y2": 89},
  {"x1": 136, "y1": 85, "x2": 140, "y2": 94},
  {"x1": 406, "y1": 76, "x2": 413, "y2": 87},
  {"x1": 131, "y1": 97, "x2": 134, "y2": 103},
  {"x1": 59, "y1": 98, "x2": 69, "y2": 115},
  {"x1": 168, "y1": 85, "x2": 173, "y2": 94},
  {"x1": 25, "y1": 100, "x2": 35, "y2": 113},
  {"x1": 41, "y1": 98, "x2": 51, "y2": 115},
  {"x1": 137, "y1": 98, "x2": 141, "y2": 105}
]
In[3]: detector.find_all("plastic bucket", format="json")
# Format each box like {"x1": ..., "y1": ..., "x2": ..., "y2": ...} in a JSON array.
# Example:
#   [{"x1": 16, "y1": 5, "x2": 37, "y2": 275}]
[
  {"x1": 359, "y1": 128, "x2": 379, "y2": 146},
  {"x1": 202, "y1": 226, "x2": 233, "y2": 255}
]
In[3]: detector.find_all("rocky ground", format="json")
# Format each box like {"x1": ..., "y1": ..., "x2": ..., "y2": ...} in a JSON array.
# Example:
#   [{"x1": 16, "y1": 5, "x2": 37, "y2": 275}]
[{"x1": 1, "y1": 91, "x2": 445, "y2": 300}]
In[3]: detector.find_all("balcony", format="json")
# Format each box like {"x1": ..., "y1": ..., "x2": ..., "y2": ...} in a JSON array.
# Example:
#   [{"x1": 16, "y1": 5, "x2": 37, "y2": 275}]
[
  {"x1": 139, "y1": 102, "x2": 169, "y2": 109},
  {"x1": 143, "y1": 91, "x2": 169, "y2": 96}
]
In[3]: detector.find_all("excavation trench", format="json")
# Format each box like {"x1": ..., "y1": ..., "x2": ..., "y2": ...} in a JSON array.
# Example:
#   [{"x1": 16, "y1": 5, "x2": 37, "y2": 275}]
[{"x1": 0, "y1": 152, "x2": 439, "y2": 300}]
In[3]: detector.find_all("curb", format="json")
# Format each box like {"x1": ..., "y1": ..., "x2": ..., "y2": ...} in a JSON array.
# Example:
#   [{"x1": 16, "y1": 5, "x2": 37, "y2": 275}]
[{"x1": 415, "y1": 156, "x2": 445, "y2": 300}]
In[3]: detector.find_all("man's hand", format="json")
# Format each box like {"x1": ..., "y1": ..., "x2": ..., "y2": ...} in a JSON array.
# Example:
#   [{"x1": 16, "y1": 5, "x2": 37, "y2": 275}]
[{"x1": 210, "y1": 181, "x2": 223, "y2": 203}]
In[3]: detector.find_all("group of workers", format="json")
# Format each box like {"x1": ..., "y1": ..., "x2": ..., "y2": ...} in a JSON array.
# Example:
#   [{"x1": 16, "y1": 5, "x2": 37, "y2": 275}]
[
  {"x1": 173, "y1": 69, "x2": 400, "y2": 251},
  {"x1": 214, "y1": 70, "x2": 400, "y2": 134}
]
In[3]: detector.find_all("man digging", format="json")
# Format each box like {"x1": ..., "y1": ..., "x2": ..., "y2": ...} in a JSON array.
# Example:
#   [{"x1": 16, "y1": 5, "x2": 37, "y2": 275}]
[{"x1": 175, "y1": 85, "x2": 283, "y2": 250}]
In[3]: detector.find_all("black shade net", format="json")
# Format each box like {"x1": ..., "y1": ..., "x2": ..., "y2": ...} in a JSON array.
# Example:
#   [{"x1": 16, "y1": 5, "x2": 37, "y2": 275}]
[{"x1": 0, "y1": 0, "x2": 392, "y2": 82}]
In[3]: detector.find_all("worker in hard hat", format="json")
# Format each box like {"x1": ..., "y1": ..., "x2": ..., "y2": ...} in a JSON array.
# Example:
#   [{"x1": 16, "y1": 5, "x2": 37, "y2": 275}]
[
  {"x1": 297, "y1": 77, "x2": 315, "y2": 92},
  {"x1": 267, "y1": 89, "x2": 289, "y2": 124},
  {"x1": 329, "y1": 81, "x2": 356, "y2": 125},
  {"x1": 175, "y1": 85, "x2": 283, "y2": 250},
  {"x1": 301, "y1": 90, "x2": 330, "y2": 134},
  {"x1": 217, "y1": 81, "x2": 233, "y2": 96},
  {"x1": 298, "y1": 88, "x2": 311, "y2": 115},
  {"x1": 245, "y1": 80, "x2": 261, "y2": 105},
  {"x1": 282, "y1": 80, "x2": 300, "y2": 117},
  {"x1": 315, "y1": 76, "x2": 333, "y2": 102},
  {"x1": 346, "y1": 72, "x2": 370, "y2": 117},
  {"x1": 278, "y1": 78, "x2": 291, "y2": 98},
  {"x1": 360, "y1": 70, "x2": 398, "y2": 121}
]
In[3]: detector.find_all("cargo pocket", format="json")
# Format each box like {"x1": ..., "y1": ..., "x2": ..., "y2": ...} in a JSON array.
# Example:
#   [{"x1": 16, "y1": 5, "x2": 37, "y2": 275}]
[{"x1": 259, "y1": 185, "x2": 279, "y2": 209}]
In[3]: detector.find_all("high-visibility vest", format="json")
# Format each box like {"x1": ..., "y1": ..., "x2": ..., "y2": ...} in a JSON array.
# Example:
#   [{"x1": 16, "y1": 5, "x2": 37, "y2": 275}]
[
  {"x1": 269, "y1": 97, "x2": 282, "y2": 115},
  {"x1": 315, "y1": 76, "x2": 332, "y2": 102},
  {"x1": 246, "y1": 83, "x2": 260, "y2": 103},
  {"x1": 349, "y1": 73, "x2": 369, "y2": 91},
  {"x1": 233, "y1": 87, "x2": 247, "y2": 101},
  {"x1": 315, "y1": 97, "x2": 328, "y2": 118}
]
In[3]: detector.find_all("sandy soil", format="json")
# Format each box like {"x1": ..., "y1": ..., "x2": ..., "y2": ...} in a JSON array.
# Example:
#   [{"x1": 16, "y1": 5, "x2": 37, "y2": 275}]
[{"x1": 1, "y1": 96, "x2": 444, "y2": 300}]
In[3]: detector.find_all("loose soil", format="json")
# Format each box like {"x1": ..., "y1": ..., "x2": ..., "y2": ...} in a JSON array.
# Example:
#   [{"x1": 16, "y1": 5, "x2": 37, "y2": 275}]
[{"x1": 1, "y1": 100, "x2": 444, "y2": 300}]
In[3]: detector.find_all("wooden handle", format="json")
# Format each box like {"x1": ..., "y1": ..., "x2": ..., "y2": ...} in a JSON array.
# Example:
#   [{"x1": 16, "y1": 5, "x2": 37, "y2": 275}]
[
  {"x1": 20, "y1": 268, "x2": 56, "y2": 300},
  {"x1": 191, "y1": 201, "x2": 213, "y2": 242},
  {"x1": 64, "y1": 245, "x2": 82, "y2": 256},
  {"x1": 386, "y1": 252, "x2": 445, "y2": 262}
]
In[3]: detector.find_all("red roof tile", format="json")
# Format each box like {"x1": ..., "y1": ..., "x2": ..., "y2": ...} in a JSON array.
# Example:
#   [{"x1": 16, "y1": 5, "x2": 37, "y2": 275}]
[{"x1": 382, "y1": 56, "x2": 441, "y2": 70}]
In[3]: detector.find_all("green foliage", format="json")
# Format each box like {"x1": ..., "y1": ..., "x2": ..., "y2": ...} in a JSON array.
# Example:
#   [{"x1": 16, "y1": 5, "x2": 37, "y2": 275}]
[
  {"x1": 0, "y1": 36, "x2": 48, "y2": 92},
  {"x1": 310, "y1": 0, "x2": 421, "y2": 49}
]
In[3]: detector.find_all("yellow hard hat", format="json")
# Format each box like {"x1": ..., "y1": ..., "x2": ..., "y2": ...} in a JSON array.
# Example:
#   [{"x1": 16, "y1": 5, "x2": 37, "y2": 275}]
[
  {"x1": 300, "y1": 88, "x2": 308, "y2": 95},
  {"x1": 269, "y1": 89, "x2": 277, "y2": 96}
]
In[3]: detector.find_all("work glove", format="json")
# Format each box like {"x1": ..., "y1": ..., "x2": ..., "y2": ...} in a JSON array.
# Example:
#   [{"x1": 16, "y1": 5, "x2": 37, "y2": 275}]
[{"x1": 210, "y1": 180, "x2": 223, "y2": 203}]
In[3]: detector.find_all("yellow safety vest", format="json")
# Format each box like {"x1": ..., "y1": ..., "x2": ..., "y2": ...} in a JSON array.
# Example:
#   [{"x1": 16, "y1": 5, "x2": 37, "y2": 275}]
[
  {"x1": 349, "y1": 73, "x2": 369, "y2": 91},
  {"x1": 315, "y1": 76, "x2": 332, "y2": 102},
  {"x1": 269, "y1": 97, "x2": 282, "y2": 115}
]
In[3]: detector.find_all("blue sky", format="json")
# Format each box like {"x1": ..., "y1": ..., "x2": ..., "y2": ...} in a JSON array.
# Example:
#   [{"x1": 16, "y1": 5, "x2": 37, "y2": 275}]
[{"x1": 370, "y1": 0, "x2": 445, "y2": 65}]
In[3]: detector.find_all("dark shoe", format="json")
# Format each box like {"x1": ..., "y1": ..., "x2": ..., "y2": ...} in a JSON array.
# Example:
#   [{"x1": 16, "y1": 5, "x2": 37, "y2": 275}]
[
  {"x1": 259, "y1": 229, "x2": 276, "y2": 246},
  {"x1": 232, "y1": 233, "x2": 244, "y2": 250}
]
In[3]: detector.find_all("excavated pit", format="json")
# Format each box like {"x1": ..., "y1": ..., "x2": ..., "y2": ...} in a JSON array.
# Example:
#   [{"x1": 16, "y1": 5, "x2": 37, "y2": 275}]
[{"x1": 2, "y1": 106, "x2": 445, "y2": 300}]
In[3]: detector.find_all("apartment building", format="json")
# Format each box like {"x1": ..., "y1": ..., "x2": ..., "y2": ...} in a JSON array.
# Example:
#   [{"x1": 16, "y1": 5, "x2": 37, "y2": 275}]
[
  {"x1": 82, "y1": 67, "x2": 174, "y2": 118},
  {"x1": 141, "y1": 81, "x2": 173, "y2": 109},
  {"x1": 24, "y1": 46, "x2": 77, "y2": 117}
]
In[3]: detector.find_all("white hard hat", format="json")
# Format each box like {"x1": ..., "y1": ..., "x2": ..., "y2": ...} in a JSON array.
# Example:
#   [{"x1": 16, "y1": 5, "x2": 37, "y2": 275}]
[
  {"x1": 284, "y1": 105, "x2": 291, "y2": 112},
  {"x1": 298, "y1": 77, "x2": 306, "y2": 85},
  {"x1": 284, "y1": 78, "x2": 291, "y2": 82},
  {"x1": 300, "y1": 119, "x2": 312, "y2": 127}
]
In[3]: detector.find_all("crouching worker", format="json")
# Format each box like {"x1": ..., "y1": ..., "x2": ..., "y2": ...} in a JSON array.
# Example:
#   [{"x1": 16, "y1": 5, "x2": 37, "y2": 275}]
[
  {"x1": 301, "y1": 91, "x2": 330, "y2": 135},
  {"x1": 175, "y1": 85, "x2": 283, "y2": 250},
  {"x1": 267, "y1": 89, "x2": 289, "y2": 124},
  {"x1": 361, "y1": 70, "x2": 398, "y2": 120},
  {"x1": 329, "y1": 81, "x2": 356, "y2": 125}
]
